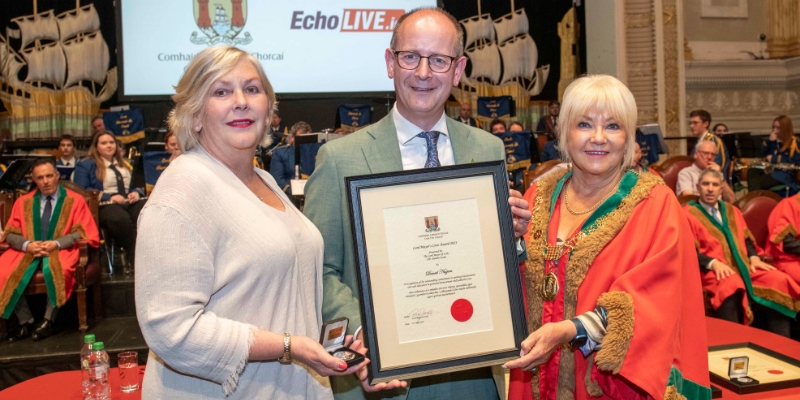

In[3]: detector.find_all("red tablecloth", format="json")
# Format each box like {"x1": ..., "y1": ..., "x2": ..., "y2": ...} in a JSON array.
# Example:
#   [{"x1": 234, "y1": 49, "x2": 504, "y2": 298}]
[
  {"x1": 0, "y1": 366, "x2": 144, "y2": 400},
  {"x1": 706, "y1": 317, "x2": 800, "y2": 399}
]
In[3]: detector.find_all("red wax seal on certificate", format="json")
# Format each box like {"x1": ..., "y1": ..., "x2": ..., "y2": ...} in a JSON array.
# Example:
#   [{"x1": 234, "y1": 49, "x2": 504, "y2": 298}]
[
  {"x1": 451, "y1": 299, "x2": 473, "y2": 322},
  {"x1": 768, "y1": 370, "x2": 784, "y2": 374}
]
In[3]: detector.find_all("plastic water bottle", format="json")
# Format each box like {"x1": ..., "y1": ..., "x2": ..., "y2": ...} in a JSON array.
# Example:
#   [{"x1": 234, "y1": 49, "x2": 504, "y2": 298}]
[
  {"x1": 80, "y1": 334, "x2": 96, "y2": 398},
  {"x1": 86, "y1": 341, "x2": 110, "y2": 400}
]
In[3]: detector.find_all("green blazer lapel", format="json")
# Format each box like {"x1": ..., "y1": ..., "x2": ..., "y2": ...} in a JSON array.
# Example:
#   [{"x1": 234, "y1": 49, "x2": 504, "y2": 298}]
[
  {"x1": 362, "y1": 115, "x2": 403, "y2": 174},
  {"x1": 448, "y1": 117, "x2": 479, "y2": 165}
]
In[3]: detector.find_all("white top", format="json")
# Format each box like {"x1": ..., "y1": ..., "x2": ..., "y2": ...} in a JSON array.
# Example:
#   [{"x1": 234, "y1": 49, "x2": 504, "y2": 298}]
[
  {"x1": 393, "y1": 106, "x2": 455, "y2": 170},
  {"x1": 101, "y1": 158, "x2": 131, "y2": 195},
  {"x1": 135, "y1": 146, "x2": 331, "y2": 399},
  {"x1": 675, "y1": 163, "x2": 702, "y2": 195},
  {"x1": 59, "y1": 157, "x2": 76, "y2": 167}
]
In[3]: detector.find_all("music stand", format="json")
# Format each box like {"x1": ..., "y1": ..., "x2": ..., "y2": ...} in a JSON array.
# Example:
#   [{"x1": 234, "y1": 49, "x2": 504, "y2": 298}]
[
  {"x1": 529, "y1": 131, "x2": 543, "y2": 164},
  {"x1": 0, "y1": 158, "x2": 47, "y2": 192},
  {"x1": 723, "y1": 132, "x2": 760, "y2": 159}
]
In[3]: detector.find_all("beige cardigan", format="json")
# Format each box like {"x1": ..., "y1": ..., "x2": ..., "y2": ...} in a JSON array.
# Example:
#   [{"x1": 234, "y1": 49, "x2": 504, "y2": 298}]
[{"x1": 135, "y1": 147, "x2": 331, "y2": 399}]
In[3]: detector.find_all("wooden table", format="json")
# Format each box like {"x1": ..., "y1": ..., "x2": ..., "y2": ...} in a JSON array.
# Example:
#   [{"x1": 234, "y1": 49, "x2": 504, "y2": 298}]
[{"x1": 706, "y1": 317, "x2": 800, "y2": 399}]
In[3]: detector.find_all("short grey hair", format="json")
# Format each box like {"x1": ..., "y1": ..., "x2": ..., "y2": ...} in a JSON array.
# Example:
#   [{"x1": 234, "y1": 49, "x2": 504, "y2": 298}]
[
  {"x1": 290, "y1": 121, "x2": 312, "y2": 137},
  {"x1": 695, "y1": 140, "x2": 718, "y2": 153},
  {"x1": 168, "y1": 46, "x2": 276, "y2": 152},
  {"x1": 698, "y1": 168, "x2": 724, "y2": 184},
  {"x1": 390, "y1": 7, "x2": 464, "y2": 57}
]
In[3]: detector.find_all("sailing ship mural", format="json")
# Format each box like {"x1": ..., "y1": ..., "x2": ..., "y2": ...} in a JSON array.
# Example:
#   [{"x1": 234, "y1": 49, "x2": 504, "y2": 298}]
[
  {"x1": 0, "y1": 1, "x2": 117, "y2": 139},
  {"x1": 451, "y1": 2, "x2": 550, "y2": 127}
]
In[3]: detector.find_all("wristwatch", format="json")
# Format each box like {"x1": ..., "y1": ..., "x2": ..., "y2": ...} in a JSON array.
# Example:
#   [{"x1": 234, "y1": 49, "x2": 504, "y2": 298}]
[
  {"x1": 569, "y1": 319, "x2": 588, "y2": 349},
  {"x1": 278, "y1": 333, "x2": 292, "y2": 364}
]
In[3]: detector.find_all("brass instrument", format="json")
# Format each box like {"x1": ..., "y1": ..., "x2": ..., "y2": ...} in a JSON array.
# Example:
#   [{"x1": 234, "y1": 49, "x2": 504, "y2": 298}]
[
  {"x1": 99, "y1": 196, "x2": 148, "y2": 207},
  {"x1": 734, "y1": 161, "x2": 800, "y2": 172},
  {"x1": 127, "y1": 146, "x2": 140, "y2": 159}
]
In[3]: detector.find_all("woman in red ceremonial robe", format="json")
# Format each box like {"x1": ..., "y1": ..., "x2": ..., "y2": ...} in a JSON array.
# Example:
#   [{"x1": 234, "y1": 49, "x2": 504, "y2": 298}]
[
  {"x1": 766, "y1": 194, "x2": 800, "y2": 283},
  {"x1": 506, "y1": 75, "x2": 711, "y2": 400}
]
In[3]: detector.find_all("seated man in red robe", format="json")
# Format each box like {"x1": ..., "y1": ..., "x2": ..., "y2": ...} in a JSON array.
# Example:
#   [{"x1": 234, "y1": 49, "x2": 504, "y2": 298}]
[
  {"x1": 684, "y1": 168, "x2": 800, "y2": 337},
  {"x1": 766, "y1": 194, "x2": 800, "y2": 284},
  {"x1": 0, "y1": 159, "x2": 99, "y2": 342}
]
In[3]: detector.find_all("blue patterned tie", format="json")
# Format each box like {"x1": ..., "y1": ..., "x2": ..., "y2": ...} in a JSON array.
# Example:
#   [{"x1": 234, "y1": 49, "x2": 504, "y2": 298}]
[{"x1": 417, "y1": 131, "x2": 441, "y2": 168}]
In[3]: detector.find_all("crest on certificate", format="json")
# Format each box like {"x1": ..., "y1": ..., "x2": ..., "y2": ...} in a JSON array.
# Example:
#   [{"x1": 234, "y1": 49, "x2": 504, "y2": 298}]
[
  {"x1": 191, "y1": 0, "x2": 252, "y2": 46},
  {"x1": 425, "y1": 216, "x2": 440, "y2": 232}
]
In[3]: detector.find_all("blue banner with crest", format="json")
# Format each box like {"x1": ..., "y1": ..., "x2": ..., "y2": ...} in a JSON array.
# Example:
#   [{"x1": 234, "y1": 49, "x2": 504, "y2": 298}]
[
  {"x1": 103, "y1": 109, "x2": 145, "y2": 144},
  {"x1": 143, "y1": 151, "x2": 171, "y2": 193},
  {"x1": 338, "y1": 104, "x2": 371, "y2": 130},
  {"x1": 477, "y1": 96, "x2": 512, "y2": 119},
  {"x1": 498, "y1": 131, "x2": 532, "y2": 170}
]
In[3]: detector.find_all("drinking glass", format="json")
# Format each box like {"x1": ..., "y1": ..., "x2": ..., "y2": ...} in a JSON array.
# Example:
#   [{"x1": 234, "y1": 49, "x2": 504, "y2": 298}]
[{"x1": 117, "y1": 351, "x2": 140, "y2": 393}]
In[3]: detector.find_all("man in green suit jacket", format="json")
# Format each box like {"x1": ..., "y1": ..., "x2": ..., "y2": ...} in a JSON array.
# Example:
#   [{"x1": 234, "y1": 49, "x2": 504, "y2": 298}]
[{"x1": 304, "y1": 7, "x2": 531, "y2": 400}]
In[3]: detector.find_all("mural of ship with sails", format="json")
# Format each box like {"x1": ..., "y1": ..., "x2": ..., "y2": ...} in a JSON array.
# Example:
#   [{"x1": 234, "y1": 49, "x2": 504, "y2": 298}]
[
  {"x1": 451, "y1": 3, "x2": 550, "y2": 117},
  {"x1": 0, "y1": 2, "x2": 116, "y2": 139}
]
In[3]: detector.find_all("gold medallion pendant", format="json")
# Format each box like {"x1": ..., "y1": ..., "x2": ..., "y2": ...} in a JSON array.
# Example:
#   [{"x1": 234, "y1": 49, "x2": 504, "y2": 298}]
[{"x1": 539, "y1": 272, "x2": 559, "y2": 300}]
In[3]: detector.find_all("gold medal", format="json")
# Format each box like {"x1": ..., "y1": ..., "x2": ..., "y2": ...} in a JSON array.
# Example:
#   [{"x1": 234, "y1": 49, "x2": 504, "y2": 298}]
[{"x1": 539, "y1": 272, "x2": 559, "y2": 300}]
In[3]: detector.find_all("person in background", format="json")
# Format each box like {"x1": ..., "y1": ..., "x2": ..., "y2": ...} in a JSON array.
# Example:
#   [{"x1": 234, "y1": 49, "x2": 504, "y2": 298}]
[
  {"x1": 164, "y1": 131, "x2": 181, "y2": 161},
  {"x1": 766, "y1": 192, "x2": 800, "y2": 284},
  {"x1": 540, "y1": 137, "x2": 559, "y2": 162},
  {"x1": 0, "y1": 158, "x2": 99, "y2": 342},
  {"x1": 684, "y1": 169, "x2": 799, "y2": 337},
  {"x1": 677, "y1": 141, "x2": 735, "y2": 202},
  {"x1": 508, "y1": 121, "x2": 524, "y2": 132},
  {"x1": 270, "y1": 121, "x2": 312, "y2": 195},
  {"x1": 56, "y1": 135, "x2": 78, "y2": 167},
  {"x1": 457, "y1": 102, "x2": 481, "y2": 128},
  {"x1": 762, "y1": 116, "x2": 786, "y2": 160},
  {"x1": 507, "y1": 74, "x2": 710, "y2": 400},
  {"x1": 750, "y1": 115, "x2": 800, "y2": 194},
  {"x1": 74, "y1": 131, "x2": 145, "y2": 269},
  {"x1": 257, "y1": 111, "x2": 286, "y2": 172},
  {"x1": 92, "y1": 116, "x2": 105, "y2": 134},
  {"x1": 632, "y1": 141, "x2": 659, "y2": 175},
  {"x1": 713, "y1": 123, "x2": 729, "y2": 135},
  {"x1": 269, "y1": 111, "x2": 287, "y2": 141},
  {"x1": 689, "y1": 109, "x2": 730, "y2": 179},
  {"x1": 490, "y1": 119, "x2": 506, "y2": 135},
  {"x1": 135, "y1": 45, "x2": 369, "y2": 399},
  {"x1": 536, "y1": 100, "x2": 559, "y2": 139}
]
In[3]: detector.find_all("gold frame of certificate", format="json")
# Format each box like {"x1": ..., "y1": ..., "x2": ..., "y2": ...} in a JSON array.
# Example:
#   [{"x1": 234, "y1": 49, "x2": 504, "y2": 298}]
[
  {"x1": 346, "y1": 161, "x2": 528, "y2": 384},
  {"x1": 708, "y1": 343, "x2": 800, "y2": 394}
]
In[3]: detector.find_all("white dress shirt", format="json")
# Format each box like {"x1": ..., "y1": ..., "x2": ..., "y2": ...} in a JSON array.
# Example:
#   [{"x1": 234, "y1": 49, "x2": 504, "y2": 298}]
[
  {"x1": 102, "y1": 159, "x2": 132, "y2": 195},
  {"x1": 59, "y1": 157, "x2": 76, "y2": 167},
  {"x1": 699, "y1": 200, "x2": 722, "y2": 270},
  {"x1": 392, "y1": 106, "x2": 455, "y2": 170},
  {"x1": 21, "y1": 189, "x2": 61, "y2": 251}
]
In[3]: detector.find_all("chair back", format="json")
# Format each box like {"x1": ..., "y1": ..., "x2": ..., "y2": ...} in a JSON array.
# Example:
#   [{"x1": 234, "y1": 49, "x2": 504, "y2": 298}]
[
  {"x1": 735, "y1": 190, "x2": 783, "y2": 248},
  {"x1": 0, "y1": 192, "x2": 13, "y2": 228},
  {"x1": 656, "y1": 156, "x2": 694, "y2": 192},
  {"x1": 59, "y1": 181, "x2": 101, "y2": 231},
  {"x1": 677, "y1": 194, "x2": 699, "y2": 205}
]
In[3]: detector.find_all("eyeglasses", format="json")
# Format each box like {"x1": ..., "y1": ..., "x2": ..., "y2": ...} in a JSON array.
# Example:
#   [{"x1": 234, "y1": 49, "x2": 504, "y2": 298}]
[{"x1": 393, "y1": 51, "x2": 457, "y2": 73}]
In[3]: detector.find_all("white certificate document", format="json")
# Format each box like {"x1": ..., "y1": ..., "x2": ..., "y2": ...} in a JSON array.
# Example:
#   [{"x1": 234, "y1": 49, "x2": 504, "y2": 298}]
[{"x1": 383, "y1": 198, "x2": 493, "y2": 344}]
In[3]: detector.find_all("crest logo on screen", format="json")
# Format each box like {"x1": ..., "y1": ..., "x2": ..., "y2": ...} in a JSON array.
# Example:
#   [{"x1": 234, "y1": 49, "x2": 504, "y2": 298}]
[
  {"x1": 191, "y1": 0, "x2": 253, "y2": 45},
  {"x1": 424, "y1": 216, "x2": 440, "y2": 232}
]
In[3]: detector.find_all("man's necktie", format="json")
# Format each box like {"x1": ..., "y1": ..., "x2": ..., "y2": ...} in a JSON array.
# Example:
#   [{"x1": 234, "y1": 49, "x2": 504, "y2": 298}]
[
  {"x1": 41, "y1": 195, "x2": 53, "y2": 239},
  {"x1": 109, "y1": 164, "x2": 127, "y2": 196},
  {"x1": 416, "y1": 131, "x2": 442, "y2": 168},
  {"x1": 711, "y1": 207, "x2": 721, "y2": 223}
]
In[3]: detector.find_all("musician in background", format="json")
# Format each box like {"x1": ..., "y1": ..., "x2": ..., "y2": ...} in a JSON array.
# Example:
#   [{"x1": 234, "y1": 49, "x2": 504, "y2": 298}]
[
  {"x1": 56, "y1": 135, "x2": 78, "y2": 167},
  {"x1": 74, "y1": 131, "x2": 145, "y2": 269},
  {"x1": 713, "y1": 123, "x2": 729, "y2": 135},
  {"x1": 457, "y1": 102, "x2": 481, "y2": 128},
  {"x1": 270, "y1": 121, "x2": 311, "y2": 196},
  {"x1": 677, "y1": 141, "x2": 735, "y2": 202},
  {"x1": 91, "y1": 116, "x2": 105, "y2": 134},
  {"x1": 535, "y1": 100, "x2": 559, "y2": 139},
  {"x1": 632, "y1": 142, "x2": 659, "y2": 175},
  {"x1": 749, "y1": 115, "x2": 800, "y2": 194},
  {"x1": 165, "y1": 131, "x2": 181, "y2": 161},
  {"x1": 508, "y1": 121, "x2": 524, "y2": 132},
  {"x1": 690, "y1": 109, "x2": 730, "y2": 179},
  {"x1": 490, "y1": 119, "x2": 506, "y2": 135},
  {"x1": 762, "y1": 117, "x2": 782, "y2": 158}
]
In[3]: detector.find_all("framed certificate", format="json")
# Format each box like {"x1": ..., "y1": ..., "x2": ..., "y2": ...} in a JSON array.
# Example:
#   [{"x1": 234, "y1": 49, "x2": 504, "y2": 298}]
[
  {"x1": 346, "y1": 160, "x2": 528, "y2": 384},
  {"x1": 708, "y1": 343, "x2": 800, "y2": 394}
]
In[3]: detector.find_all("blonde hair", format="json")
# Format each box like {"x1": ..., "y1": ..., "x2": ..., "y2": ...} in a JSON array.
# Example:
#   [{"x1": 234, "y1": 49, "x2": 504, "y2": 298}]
[
  {"x1": 557, "y1": 75, "x2": 638, "y2": 170},
  {"x1": 168, "y1": 45, "x2": 277, "y2": 152},
  {"x1": 87, "y1": 131, "x2": 129, "y2": 182}
]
